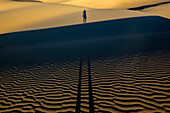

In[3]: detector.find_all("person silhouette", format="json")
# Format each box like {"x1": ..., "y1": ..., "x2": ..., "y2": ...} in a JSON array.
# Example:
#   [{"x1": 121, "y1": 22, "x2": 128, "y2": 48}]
[{"x1": 82, "y1": 10, "x2": 87, "y2": 23}]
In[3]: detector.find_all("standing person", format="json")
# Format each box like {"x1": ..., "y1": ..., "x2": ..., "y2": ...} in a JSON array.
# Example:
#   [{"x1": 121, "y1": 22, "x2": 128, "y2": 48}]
[{"x1": 82, "y1": 9, "x2": 87, "y2": 23}]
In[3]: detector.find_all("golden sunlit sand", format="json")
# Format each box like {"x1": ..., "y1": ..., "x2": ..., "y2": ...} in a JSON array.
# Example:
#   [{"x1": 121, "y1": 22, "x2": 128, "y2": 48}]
[
  {"x1": 0, "y1": 0, "x2": 154, "y2": 34},
  {"x1": 0, "y1": 0, "x2": 170, "y2": 34},
  {"x1": 62, "y1": 0, "x2": 169, "y2": 9},
  {"x1": 0, "y1": 0, "x2": 170, "y2": 113},
  {"x1": 142, "y1": 4, "x2": 170, "y2": 19}
]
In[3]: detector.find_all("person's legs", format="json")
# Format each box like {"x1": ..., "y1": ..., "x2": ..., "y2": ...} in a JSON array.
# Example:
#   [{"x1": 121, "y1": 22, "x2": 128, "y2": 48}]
[
  {"x1": 83, "y1": 18, "x2": 86, "y2": 23},
  {"x1": 83, "y1": 18, "x2": 84, "y2": 23}
]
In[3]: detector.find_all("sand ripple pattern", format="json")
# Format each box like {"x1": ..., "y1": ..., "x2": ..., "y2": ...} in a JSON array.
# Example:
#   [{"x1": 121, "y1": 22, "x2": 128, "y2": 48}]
[
  {"x1": 0, "y1": 51, "x2": 170, "y2": 113},
  {"x1": 91, "y1": 51, "x2": 170, "y2": 113},
  {"x1": 0, "y1": 60, "x2": 80, "y2": 113}
]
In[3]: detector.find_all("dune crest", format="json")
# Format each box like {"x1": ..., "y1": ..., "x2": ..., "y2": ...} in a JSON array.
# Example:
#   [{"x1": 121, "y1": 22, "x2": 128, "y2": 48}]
[
  {"x1": 141, "y1": 4, "x2": 170, "y2": 19},
  {"x1": 62, "y1": 0, "x2": 170, "y2": 9},
  {"x1": 0, "y1": 0, "x2": 170, "y2": 34},
  {"x1": 0, "y1": 1, "x2": 152, "y2": 34}
]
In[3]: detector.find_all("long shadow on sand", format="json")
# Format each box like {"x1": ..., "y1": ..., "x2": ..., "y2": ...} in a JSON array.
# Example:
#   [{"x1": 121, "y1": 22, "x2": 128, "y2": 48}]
[
  {"x1": 0, "y1": 16, "x2": 170, "y2": 65},
  {"x1": 76, "y1": 59, "x2": 82, "y2": 113},
  {"x1": 87, "y1": 59, "x2": 94, "y2": 113},
  {"x1": 128, "y1": 1, "x2": 170, "y2": 10}
]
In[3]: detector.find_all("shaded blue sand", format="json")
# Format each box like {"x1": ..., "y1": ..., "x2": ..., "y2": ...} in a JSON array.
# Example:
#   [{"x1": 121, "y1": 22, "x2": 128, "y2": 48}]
[{"x1": 0, "y1": 16, "x2": 170, "y2": 65}]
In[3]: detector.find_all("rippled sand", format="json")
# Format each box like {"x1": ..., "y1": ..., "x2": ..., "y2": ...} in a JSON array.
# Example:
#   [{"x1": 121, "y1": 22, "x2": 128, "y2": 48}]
[
  {"x1": 0, "y1": 50, "x2": 170, "y2": 113},
  {"x1": 0, "y1": 60, "x2": 80, "y2": 112},
  {"x1": 91, "y1": 51, "x2": 170, "y2": 113}
]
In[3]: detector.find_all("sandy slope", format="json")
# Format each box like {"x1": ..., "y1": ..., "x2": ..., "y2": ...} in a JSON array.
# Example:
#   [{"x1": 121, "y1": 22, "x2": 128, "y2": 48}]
[
  {"x1": 0, "y1": 0, "x2": 41, "y2": 12},
  {"x1": 142, "y1": 4, "x2": 170, "y2": 19},
  {"x1": 0, "y1": 16, "x2": 170, "y2": 65},
  {"x1": 0, "y1": 2, "x2": 84, "y2": 34},
  {"x1": 62, "y1": 0, "x2": 170, "y2": 19},
  {"x1": 0, "y1": 0, "x2": 153, "y2": 34},
  {"x1": 0, "y1": 0, "x2": 170, "y2": 34},
  {"x1": 62, "y1": 0, "x2": 170, "y2": 9},
  {"x1": 0, "y1": 6, "x2": 152, "y2": 35}
]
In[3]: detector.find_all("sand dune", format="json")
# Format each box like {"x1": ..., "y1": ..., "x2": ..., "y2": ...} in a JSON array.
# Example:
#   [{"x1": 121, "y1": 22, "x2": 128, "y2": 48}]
[
  {"x1": 0, "y1": 15, "x2": 170, "y2": 112},
  {"x1": 141, "y1": 4, "x2": 170, "y2": 19},
  {"x1": 62, "y1": 0, "x2": 170, "y2": 9},
  {"x1": 0, "y1": 16, "x2": 170, "y2": 65},
  {"x1": 0, "y1": 3, "x2": 84, "y2": 34},
  {"x1": 0, "y1": 0, "x2": 41, "y2": 12},
  {"x1": 0, "y1": 8, "x2": 152, "y2": 35},
  {"x1": 128, "y1": 1, "x2": 170, "y2": 10},
  {"x1": 0, "y1": 0, "x2": 170, "y2": 112},
  {"x1": 0, "y1": 0, "x2": 170, "y2": 34},
  {"x1": 62, "y1": 0, "x2": 170, "y2": 19},
  {"x1": 0, "y1": 1, "x2": 152, "y2": 34}
]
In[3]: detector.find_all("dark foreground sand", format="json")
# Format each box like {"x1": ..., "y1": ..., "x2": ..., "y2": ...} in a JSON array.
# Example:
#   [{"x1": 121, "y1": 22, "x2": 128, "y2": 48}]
[{"x1": 0, "y1": 50, "x2": 170, "y2": 113}]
